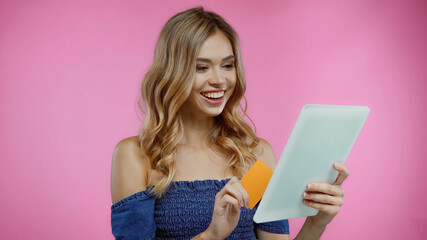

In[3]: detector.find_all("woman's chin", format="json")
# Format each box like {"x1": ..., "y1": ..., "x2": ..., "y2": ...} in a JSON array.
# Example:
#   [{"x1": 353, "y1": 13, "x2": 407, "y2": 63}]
[
  {"x1": 205, "y1": 110, "x2": 224, "y2": 118},
  {"x1": 200, "y1": 105, "x2": 226, "y2": 117}
]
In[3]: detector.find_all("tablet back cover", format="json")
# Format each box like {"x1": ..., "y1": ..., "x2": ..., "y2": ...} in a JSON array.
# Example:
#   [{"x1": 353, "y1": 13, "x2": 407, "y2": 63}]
[{"x1": 253, "y1": 104, "x2": 369, "y2": 223}]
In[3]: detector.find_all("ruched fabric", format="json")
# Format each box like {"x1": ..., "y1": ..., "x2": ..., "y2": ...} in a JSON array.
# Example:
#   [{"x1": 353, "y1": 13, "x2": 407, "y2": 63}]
[{"x1": 111, "y1": 179, "x2": 289, "y2": 239}]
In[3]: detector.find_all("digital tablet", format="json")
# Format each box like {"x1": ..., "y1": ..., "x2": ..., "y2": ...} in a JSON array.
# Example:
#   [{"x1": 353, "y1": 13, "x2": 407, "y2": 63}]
[{"x1": 253, "y1": 104, "x2": 370, "y2": 223}]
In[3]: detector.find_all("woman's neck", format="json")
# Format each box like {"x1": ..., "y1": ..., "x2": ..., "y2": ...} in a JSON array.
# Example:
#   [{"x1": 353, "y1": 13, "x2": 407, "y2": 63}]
[{"x1": 179, "y1": 112, "x2": 215, "y2": 149}]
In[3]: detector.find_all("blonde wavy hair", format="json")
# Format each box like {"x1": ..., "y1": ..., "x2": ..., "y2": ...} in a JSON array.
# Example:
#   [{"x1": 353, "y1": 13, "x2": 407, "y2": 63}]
[{"x1": 139, "y1": 7, "x2": 260, "y2": 197}]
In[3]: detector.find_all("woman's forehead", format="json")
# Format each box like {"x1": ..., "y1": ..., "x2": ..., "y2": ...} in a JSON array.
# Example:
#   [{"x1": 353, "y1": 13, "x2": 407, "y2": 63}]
[{"x1": 197, "y1": 32, "x2": 234, "y2": 61}]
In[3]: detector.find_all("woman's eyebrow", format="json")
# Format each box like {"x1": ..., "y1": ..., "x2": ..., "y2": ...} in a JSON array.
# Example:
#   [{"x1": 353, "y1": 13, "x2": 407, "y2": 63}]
[{"x1": 196, "y1": 55, "x2": 235, "y2": 63}]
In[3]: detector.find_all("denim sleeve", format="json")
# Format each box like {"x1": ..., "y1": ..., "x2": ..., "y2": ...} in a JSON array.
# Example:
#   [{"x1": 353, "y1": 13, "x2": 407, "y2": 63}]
[
  {"x1": 254, "y1": 219, "x2": 290, "y2": 234},
  {"x1": 111, "y1": 190, "x2": 156, "y2": 240}
]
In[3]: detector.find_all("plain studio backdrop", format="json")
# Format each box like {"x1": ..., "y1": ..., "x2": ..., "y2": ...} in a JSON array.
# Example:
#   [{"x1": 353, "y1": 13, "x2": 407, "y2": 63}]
[{"x1": 1, "y1": 0, "x2": 426, "y2": 239}]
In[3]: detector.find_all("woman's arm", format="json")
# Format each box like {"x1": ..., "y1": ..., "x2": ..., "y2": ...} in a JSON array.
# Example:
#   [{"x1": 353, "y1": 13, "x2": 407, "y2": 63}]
[
  {"x1": 257, "y1": 229, "x2": 291, "y2": 239},
  {"x1": 255, "y1": 139, "x2": 349, "y2": 240},
  {"x1": 111, "y1": 136, "x2": 148, "y2": 204},
  {"x1": 111, "y1": 137, "x2": 159, "y2": 239}
]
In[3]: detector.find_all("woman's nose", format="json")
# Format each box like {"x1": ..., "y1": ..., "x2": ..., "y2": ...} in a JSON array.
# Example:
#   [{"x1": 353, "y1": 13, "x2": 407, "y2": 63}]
[{"x1": 209, "y1": 68, "x2": 226, "y2": 85}]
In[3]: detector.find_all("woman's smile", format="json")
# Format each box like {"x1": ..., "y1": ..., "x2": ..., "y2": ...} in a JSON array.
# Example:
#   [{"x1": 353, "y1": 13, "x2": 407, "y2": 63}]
[{"x1": 200, "y1": 90, "x2": 226, "y2": 104}]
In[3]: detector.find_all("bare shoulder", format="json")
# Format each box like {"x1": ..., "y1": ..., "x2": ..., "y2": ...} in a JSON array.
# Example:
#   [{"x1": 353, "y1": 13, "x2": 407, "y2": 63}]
[
  {"x1": 110, "y1": 136, "x2": 148, "y2": 204},
  {"x1": 251, "y1": 138, "x2": 278, "y2": 171}
]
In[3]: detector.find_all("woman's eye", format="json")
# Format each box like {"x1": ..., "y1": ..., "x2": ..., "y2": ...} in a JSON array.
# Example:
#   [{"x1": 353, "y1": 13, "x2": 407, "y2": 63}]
[
  {"x1": 196, "y1": 65, "x2": 208, "y2": 72},
  {"x1": 222, "y1": 63, "x2": 234, "y2": 70}
]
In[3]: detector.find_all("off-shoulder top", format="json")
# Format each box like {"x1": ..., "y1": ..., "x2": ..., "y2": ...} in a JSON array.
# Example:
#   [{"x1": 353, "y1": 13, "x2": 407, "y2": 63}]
[{"x1": 111, "y1": 178, "x2": 289, "y2": 239}]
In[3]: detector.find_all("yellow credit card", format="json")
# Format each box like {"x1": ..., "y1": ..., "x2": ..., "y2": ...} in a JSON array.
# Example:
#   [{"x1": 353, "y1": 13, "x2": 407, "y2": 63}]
[{"x1": 240, "y1": 160, "x2": 273, "y2": 209}]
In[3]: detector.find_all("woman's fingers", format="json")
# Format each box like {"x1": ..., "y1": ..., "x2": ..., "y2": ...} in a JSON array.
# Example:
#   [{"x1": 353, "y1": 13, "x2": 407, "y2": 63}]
[
  {"x1": 303, "y1": 199, "x2": 340, "y2": 216},
  {"x1": 303, "y1": 163, "x2": 350, "y2": 226},
  {"x1": 333, "y1": 162, "x2": 350, "y2": 186},
  {"x1": 230, "y1": 177, "x2": 250, "y2": 208},
  {"x1": 307, "y1": 183, "x2": 344, "y2": 197},
  {"x1": 304, "y1": 181, "x2": 344, "y2": 216},
  {"x1": 209, "y1": 178, "x2": 248, "y2": 239},
  {"x1": 216, "y1": 180, "x2": 242, "y2": 206},
  {"x1": 303, "y1": 192, "x2": 343, "y2": 206},
  {"x1": 216, "y1": 194, "x2": 240, "y2": 215},
  {"x1": 215, "y1": 177, "x2": 249, "y2": 208}
]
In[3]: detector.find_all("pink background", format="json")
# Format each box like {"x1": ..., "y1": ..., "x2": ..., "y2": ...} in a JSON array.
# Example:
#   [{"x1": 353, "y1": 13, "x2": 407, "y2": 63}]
[{"x1": 1, "y1": 0, "x2": 426, "y2": 239}]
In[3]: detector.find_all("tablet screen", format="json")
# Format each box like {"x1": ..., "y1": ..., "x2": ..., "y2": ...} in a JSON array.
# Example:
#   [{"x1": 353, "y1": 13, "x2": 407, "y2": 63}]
[{"x1": 253, "y1": 104, "x2": 370, "y2": 223}]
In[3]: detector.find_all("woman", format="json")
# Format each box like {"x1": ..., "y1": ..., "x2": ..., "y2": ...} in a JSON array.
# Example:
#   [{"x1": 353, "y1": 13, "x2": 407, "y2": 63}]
[{"x1": 111, "y1": 7, "x2": 348, "y2": 240}]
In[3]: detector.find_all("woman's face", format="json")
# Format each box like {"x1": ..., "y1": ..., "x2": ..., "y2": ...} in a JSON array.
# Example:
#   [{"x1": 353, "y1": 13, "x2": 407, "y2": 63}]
[{"x1": 181, "y1": 31, "x2": 236, "y2": 118}]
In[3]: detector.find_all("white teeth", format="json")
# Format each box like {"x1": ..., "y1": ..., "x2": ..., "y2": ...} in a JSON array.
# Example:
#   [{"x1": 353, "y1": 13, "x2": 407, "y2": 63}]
[{"x1": 201, "y1": 91, "x2": 225, "y2": 99}]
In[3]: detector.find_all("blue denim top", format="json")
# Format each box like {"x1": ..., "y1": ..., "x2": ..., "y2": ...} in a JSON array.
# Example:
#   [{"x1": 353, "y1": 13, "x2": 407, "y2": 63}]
[{"x1": 111, "y1": 178, "x2": 289, "y2": 240}]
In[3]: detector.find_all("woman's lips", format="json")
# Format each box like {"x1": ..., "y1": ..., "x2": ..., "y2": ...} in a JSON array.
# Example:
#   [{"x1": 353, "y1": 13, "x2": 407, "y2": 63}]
[
  {"x1": 200, "y1": 90, "x2": 225, "y2": 104},
  {"x1": 200, "y1": 90, "x2": 225, "y2": 99}
]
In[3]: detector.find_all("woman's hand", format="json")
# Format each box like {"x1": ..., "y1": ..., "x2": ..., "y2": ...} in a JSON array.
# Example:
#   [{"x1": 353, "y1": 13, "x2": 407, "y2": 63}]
[
  {"x1": 202, "y1": 177, "x2": 249, "y2": 239},
  {"x1": 303, "y1": 162, "x2": 350, "y2": 228}
]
